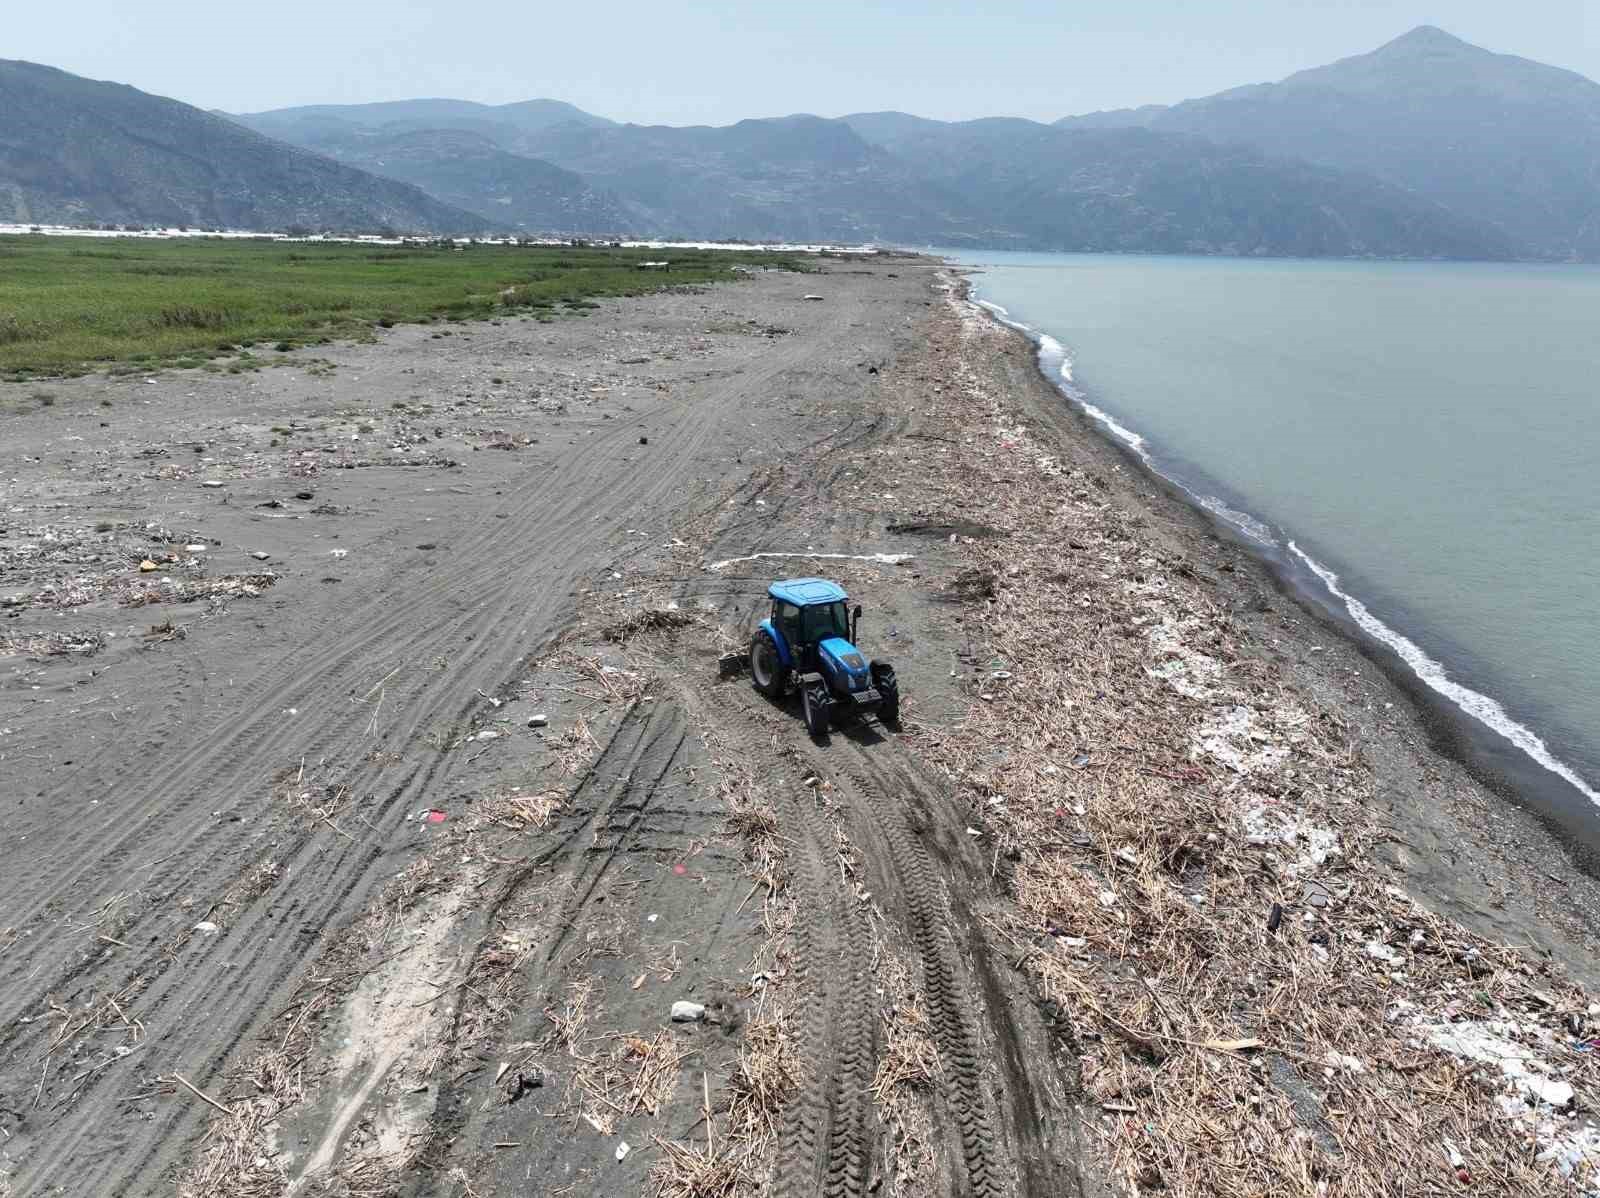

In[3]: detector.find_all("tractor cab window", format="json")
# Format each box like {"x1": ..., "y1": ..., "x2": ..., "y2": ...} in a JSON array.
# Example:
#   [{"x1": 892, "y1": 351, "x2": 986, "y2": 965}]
[
  {"x1": 800, "y1": 601, "x2": 850, "y2": 643},
  {"x1": 775, "y1": 601, "x2": 802, "y2": 644}
]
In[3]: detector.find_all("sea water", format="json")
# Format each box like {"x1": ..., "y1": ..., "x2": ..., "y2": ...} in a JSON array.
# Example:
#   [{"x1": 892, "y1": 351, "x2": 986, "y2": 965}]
[{"x1": 951, "y1": 251, "x2": 1600, "y2": 838}]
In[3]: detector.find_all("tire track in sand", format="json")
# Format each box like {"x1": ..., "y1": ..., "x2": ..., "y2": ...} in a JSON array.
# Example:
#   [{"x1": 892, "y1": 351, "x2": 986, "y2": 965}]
[
  {"x1": 830, "y1": 761, "x2": 1001, "y2": 1198},
  {"x1": 0, "y1": 277, "x2": 883, "y2": 1195},
  {"x1": 691, "y1": 677, "x2": 878, "y2": 1198},
  {"x1": 691, "y1": 672, "x2": 1003, "y2": 1197}
]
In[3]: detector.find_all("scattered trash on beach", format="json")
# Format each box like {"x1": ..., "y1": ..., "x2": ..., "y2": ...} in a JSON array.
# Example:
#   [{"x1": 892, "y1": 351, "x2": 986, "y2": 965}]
[
  {"x1": 1324, "y1": 1049, "x2": 1366, "y2": 1074},
  {"x1": 1415, "y1": 1015, "x2": 1576, "y2": 1109},
  {"x1": 1366, "y1": 940, "x2": 1403, "y2": 965}
]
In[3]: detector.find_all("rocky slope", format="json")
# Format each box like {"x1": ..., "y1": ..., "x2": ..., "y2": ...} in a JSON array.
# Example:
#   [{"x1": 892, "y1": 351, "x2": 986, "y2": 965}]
[{"x1": 256, "y1": 125, "x2": 635, "y2": 235}]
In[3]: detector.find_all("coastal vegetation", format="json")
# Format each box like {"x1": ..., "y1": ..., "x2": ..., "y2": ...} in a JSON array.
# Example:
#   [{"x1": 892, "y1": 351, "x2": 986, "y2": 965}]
[{"x1": 0, "y1": 236, "x2": 803, "y2": 377}]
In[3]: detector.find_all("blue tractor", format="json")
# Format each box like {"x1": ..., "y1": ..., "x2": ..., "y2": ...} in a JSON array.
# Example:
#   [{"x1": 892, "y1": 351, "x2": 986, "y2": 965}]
[{"x1": 749, "y1": 578, "x2": 900, "y2": 738}]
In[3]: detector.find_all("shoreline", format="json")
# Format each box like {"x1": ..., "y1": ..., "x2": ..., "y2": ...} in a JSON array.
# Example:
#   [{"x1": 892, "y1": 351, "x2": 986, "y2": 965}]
[
  {"x1": 915, "y1": 269, "x2": 1600, "y2": 1196},
  {"x1": 965, "y1": 277, "x2": 1600, "y2": 878},
  {"x1": 947, "y1": 267, "x2": 1600, "y2": 991}
]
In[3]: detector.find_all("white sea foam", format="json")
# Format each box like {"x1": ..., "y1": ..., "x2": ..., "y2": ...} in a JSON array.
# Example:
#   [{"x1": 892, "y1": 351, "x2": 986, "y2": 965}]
[
  {"x1": 1077, "y1": 399, "x2": 1155, "y2": 467},
  {"x1": 1197, "y1": 496, "x2": 1276, "y2": 546},
  {"x1": 1035, "y1": 333, "x2": 1079, "y2": 390},
  {"x1": 1033, "y1": 325, "x2": 1155, "y2": 468},
  {"x1": 1289, "y1": 542, "x2": 1600, "y2": 807}
]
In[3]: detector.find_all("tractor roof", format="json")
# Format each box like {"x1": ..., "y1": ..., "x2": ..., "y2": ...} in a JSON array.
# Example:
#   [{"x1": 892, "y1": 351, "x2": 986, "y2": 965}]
[{"x1": 767, "y1": 577, "x2": 848, "y2": 607}]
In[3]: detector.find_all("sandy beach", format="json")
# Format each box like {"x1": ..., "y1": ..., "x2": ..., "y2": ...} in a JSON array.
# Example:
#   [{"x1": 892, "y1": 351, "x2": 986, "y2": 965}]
[{"x1": 1, "y1": 257, "x2": 1596, "y2": 1197}]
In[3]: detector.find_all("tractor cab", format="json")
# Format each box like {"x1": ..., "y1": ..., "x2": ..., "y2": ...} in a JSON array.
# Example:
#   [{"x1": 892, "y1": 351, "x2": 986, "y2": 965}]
[{"x1": 749, "y1": 577, "x2": 899, "y2": 737}]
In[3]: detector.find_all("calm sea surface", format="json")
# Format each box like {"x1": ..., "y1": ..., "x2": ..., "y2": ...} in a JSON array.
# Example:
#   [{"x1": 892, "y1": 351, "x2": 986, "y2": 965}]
[{"x1": 952, "y1": 251, "x2": 1600, "y2": 827}]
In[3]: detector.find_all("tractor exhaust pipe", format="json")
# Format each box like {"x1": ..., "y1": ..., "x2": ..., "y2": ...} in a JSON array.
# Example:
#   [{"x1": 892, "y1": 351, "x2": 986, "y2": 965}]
[{"x1": 851, "y1": 603, "x2": 862, "y2": 645}]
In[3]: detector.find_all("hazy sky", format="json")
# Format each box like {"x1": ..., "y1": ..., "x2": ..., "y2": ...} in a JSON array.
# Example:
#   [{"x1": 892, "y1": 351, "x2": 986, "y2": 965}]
[{"x1": 10, "y1": 1, "x2": 1597, "y2": 123}]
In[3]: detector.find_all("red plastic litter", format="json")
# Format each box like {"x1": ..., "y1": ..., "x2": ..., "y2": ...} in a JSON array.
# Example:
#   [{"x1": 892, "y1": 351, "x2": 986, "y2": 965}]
[
  {"x1": 425, "y1": 810, "x2": 447, "y2": 824},
  {"x1": 672, "y1": 863, "x2": 687, "y2": 876}
]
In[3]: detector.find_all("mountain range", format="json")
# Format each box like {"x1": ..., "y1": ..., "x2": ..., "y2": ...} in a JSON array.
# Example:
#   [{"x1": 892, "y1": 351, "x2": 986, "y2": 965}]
[
  {"x1": 3, "y1": 27, "x2": 1596, "y2": 259},
  {"x1": 0, "y1": 59, "x2": 482, "y2": 234},
  {"x1": 1056, "y1": 25, "x2": 1600, "y2": 261}
]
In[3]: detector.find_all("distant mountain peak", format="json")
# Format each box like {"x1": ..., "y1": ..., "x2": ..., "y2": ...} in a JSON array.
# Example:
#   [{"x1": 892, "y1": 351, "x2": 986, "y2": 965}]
[
  {"x1": 1390, "y1": 25, "x2": 1465, "y2": 45},
  {"x1": 1374, "y1": 25, "x2": 1476, "y2": 55},
  {"x1": 1056, "y1": 23, "x2": 1600, "y2": 259}
]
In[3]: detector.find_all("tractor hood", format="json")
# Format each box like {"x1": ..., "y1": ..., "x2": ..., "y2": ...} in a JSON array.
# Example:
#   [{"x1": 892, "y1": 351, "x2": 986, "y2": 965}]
[{"x1": 818, "y1": 637, "x2": 871, "y2": 689}]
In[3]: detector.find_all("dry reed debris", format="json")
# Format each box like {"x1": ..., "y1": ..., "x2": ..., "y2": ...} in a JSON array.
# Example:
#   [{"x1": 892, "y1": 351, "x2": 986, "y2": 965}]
[{"x1": 902, "y1": 288, "x2": 1600, "y2": 1196}]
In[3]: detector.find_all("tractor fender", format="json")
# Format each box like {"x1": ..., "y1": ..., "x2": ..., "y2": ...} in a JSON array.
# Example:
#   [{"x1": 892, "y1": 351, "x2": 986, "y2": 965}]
[{"x1": 758, "y1": 618, "x2": 794, "y2": 668}]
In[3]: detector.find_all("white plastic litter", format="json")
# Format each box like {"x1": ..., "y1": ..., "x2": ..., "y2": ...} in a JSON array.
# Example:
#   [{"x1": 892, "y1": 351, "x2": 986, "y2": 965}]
[{"x1": 1421, "y1": 1019, "x2": 1575, "y2": 1108}]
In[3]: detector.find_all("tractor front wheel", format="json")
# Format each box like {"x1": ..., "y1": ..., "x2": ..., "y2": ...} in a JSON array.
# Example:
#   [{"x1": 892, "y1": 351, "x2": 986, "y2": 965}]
[
  {"x1": 750, "y1": 629, "x2": 789, "y2": 699},
  {"x1": 802, "y1": 681, "x2": 831, "y2": 740},
  {"x1": 873, "y1": 661, "x2": 900, "y2": 728}
]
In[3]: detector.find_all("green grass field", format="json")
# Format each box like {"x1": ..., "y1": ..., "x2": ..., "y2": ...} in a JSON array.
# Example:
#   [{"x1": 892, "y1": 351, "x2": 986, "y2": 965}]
[{"x1": 0, "y1": 236, "x2": 806, "y2": 378}]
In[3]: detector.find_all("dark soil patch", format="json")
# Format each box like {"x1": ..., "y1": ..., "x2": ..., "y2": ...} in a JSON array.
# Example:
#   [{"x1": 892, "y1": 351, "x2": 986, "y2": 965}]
[{"x1": 885, "y1": 519, "x2": 1003, "y2": 540}]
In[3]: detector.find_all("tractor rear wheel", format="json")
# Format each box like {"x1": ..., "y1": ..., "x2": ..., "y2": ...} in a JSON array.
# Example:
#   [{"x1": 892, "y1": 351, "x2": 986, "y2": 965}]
[
  {"x1": 750, "y1": 629, "x2": 789, "y2": 699},
  {"x1": 873, "y1": 661, "x2": 900, "y2": 728}
]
